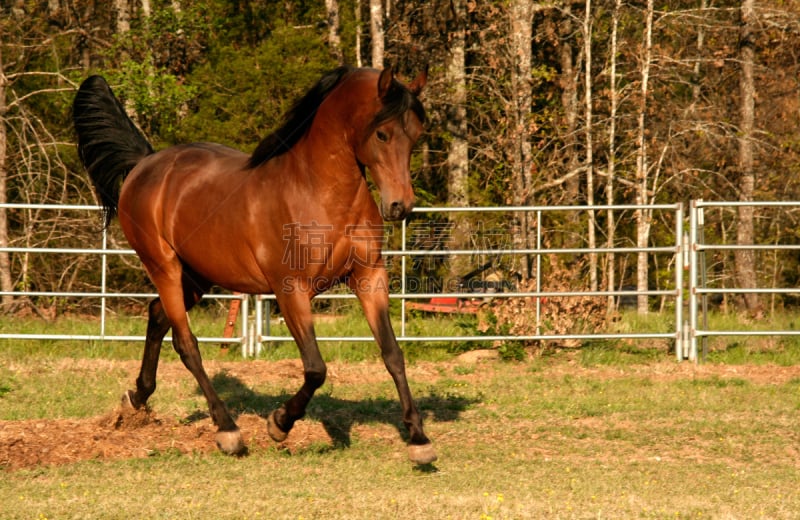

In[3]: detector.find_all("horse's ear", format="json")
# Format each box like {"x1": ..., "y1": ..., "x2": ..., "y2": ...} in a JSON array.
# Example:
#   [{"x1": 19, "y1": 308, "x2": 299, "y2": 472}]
[
  {"x1": 408, "y1": 65, "x2": 428, "y2": 97},
  {"x1": 378, "y1": 66, "x2": 394, "y2": 98}
]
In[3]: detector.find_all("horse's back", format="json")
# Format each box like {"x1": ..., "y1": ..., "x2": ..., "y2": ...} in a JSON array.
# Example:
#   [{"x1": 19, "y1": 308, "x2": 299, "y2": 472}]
[
  {"x1": 120, "y1": 142, "x2": 251, "y2": 228},
  {"x1": 132, "y1": 142, "x2": 248, "y2": 178},
  {"x1": 118, "y1": 143, "x2": 275, "y2": 292}
]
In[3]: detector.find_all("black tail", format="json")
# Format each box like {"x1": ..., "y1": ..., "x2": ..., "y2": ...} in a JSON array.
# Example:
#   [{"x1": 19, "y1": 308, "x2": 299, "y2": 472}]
[{"x1": 73, "y1": 76, "x2": 154, "y2": 227}]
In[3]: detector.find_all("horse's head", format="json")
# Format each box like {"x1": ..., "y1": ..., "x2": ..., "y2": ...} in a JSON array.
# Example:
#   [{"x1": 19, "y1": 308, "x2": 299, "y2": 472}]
[{"x1": 353, "y1": 67, "x2": 427, "y2": 221}]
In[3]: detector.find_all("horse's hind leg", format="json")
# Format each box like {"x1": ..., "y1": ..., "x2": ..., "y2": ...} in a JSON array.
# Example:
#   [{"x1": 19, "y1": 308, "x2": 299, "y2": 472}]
[
  {"x1": 142, "y1": 261, "x2": 244, "y2": 455},
  {"x1": 123, "y1": 297, "x2": 171, "y2": 409},
  {"x1": 124, "y1": 271, "x2": 207, "y2": 409},
  {"x1": 171, "y1": 323, "x2": 244, "y2": 455}
]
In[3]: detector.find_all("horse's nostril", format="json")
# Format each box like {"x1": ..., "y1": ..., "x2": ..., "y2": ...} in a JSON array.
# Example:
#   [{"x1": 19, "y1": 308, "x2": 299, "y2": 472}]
[{"x1": 383, "y1": 200, "x2": 409, "y2": 221}]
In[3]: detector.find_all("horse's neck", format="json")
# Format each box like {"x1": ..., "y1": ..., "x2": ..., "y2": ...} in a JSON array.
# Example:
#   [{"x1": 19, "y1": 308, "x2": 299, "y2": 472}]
[
  {"x1": 293, "y1": 131, "x2": 361, "y2": 187},
  {"x1": 261, "y1": 136, "x2": 367, "y2": 210}
]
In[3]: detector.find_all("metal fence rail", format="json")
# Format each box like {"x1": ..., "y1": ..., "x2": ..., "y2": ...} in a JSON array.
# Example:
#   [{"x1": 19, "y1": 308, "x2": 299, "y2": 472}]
[{"x1": 6, "y1": 201, "x2": 798, "y2": 362}]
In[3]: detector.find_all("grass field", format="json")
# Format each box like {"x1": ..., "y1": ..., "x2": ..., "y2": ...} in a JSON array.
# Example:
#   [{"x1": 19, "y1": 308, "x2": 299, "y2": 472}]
[{"x1": 2, "y1": 311, "x2": 800, "y2": 518}]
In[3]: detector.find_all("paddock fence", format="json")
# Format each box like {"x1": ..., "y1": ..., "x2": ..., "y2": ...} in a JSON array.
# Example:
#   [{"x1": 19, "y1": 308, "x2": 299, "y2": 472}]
[{"x1": 2, "y1": 201, "x2": 799, "y2": 362}]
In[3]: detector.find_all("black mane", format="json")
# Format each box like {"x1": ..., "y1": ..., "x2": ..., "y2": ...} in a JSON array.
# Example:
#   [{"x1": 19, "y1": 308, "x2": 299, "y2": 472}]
[
  {"x1": 248, "y1": 66, "x2": 353, "y2": 168},
  {"x1": 248, "y1": 66, "x2": 426, "y2": 168},
  {"x1": 368, "y1": 76, "x2": 426, "y2": 136}
]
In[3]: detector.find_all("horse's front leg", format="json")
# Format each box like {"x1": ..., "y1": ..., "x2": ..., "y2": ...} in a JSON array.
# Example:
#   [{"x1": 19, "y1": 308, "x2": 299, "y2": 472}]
[
  {"x1": 266, "y1": 291, "x2": 327, "y2": 442},
  {"x1": 350, "y1": 269, "x2": 437, "y2": 465}
]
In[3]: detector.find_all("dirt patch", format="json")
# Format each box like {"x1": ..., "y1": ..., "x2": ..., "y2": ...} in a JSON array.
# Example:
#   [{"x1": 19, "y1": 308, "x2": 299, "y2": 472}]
[{"x1": 0, "y1": 407, "x2": 345, "y2": 471}]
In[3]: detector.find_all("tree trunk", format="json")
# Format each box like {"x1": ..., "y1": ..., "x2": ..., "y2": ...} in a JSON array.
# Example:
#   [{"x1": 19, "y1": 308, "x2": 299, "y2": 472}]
[
  {"x1": 558, "y1": 5, "x2": 584, "y2": 258},
  {"x1": 606, "y1": 0, "x2": 621, "y2": 313},
  {"x1": 113, "y1": 0, "x2": 130, "y2": 34},
  {"x1": 689, "y1": 0, "x2": 707, "y2": 115},
  {"x1": 583, "y1": 0, "x2": 597, "y2": 291},
  {"x1": 79, "y1": 2, "x2": 93, "y2": 70},
  {"x1": 369, "y1": 0, "x2": 384, "y2": 68},
  {"x1": 635, "y1": 0, "x2": 655, "y2": 314},
  {"x1": 446, "y1": 0, "x2": 468, "y2": 209},
  {"x1": 325, "y1": 0, "x2": 343, "y2": 61},
  {"x1": 735, "y1": 0, "x2": 761, "y2": 314},
  {"x1": 355, "y1": 0, "x2": 363, "y2": 67},
  {"x1": 446, "y1": 0, "x2": 468, "y2": 277},
  {"x1": 559, "y1": 6, "x2": 579, "y2": 204},
  {"x1": 0, "y1": 47, "x2": 13, "y2": 308},
  {"x1": 510, "y1": 0, "x2": 534, "y2": 279},
  {"x1": 47, "y1": 0, "x2": 60, "y2": 17}
]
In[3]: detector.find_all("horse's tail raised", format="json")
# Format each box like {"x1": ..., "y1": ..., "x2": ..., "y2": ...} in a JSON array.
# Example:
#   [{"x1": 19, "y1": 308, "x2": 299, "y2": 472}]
[{"x1": 73, "y1": 75, "x2": 154, "y2": 227}]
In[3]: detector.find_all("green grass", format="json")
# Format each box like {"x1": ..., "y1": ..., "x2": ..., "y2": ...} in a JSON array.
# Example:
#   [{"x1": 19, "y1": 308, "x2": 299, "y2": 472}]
[
  {"x1": 0, "y1": 360, "x2": 126, "y2": 420},
  {"x1": 8, "y1": 308, "x2": 800, "y2": 369},
  {"x1": 693, "y1": 311, "x2": 800, "y2": 364},
  {"x1": 2, "y1": 302, "x2": 800, "y2": 518},
  {"x1": 578, "y1": 340, "x2": 666, "y2": 367},
  {"x1": 3, "y1": 354, "x2": 800, "y2": 518},
  {"x1": 0, "y1": 306, "x2": 477, "y2": 364}
]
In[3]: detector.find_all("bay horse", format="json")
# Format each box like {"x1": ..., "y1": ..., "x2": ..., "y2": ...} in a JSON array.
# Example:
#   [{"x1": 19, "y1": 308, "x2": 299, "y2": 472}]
[{"x1": 72, "y1": 66, "x2": 436, "y2": 464}]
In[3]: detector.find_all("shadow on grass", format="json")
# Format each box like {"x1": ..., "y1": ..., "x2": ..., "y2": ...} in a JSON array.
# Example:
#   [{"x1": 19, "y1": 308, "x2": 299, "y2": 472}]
[{"x1": 187, "y1": 370, "x2": 478, "y2": 451}]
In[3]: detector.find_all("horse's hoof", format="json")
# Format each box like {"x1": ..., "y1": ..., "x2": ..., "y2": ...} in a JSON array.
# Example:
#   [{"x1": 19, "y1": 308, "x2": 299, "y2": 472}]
[
  {"x1": 215, "y1": 429, "x2": 246, "y2": 455},
  {"x1": 408, "y1": 443, "x2": 437, "y2": 465},
  {"x1": 121, "y1": 390, "x2": 136, "y2": 409},
  {"x1": 266, "y1": 410, "x2": 289, "y2": 442}
]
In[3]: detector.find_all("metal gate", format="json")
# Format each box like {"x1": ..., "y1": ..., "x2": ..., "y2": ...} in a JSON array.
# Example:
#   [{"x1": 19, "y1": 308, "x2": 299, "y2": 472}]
[{"x1": 687, "y1": 200, "x2": 800, "y2": 361}]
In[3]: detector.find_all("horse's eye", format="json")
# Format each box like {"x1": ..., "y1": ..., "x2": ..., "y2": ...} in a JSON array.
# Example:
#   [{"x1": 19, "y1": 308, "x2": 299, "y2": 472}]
[{"x1": 376, "y1": 130, "x2": 389, "y2": 142}]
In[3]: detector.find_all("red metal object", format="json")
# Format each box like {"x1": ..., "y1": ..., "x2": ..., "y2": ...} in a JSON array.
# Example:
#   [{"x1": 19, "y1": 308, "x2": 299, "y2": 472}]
[
  {"x1": 222, "y1": 294, "x2": 242, "y2": 339},
  {"x1": 406, "y1": 297, "x2": 482, "y2": 314}
]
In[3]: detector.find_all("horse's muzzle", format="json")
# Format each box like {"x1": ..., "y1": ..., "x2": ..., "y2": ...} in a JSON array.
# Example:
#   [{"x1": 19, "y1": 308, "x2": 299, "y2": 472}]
[{"x1": 382, "y1": 200, "x2": 414, "y2": 221}]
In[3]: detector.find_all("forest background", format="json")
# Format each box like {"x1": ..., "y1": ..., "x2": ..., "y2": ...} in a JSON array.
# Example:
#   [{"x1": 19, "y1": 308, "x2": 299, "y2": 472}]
[{"x1": 1, "y1": 0, "x2": 800, "y2": 321}]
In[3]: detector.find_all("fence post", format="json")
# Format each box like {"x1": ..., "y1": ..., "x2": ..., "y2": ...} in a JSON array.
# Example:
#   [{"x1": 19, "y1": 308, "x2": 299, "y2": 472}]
[
  {"x1": 254, "y1": 294, "x2": 263, "y2": 356},
  {"x1": 240, "y1": 294, "x2": 250, "y2": 357},
  {"x1": 688, "y1": 200, "x2": 700, "y2": 362},
  {"x1": 674, "y1": 204, "x2": 684, "y2": 361},
  {"x1": 535, "y1": 209, "x2": 542, "y2": 335},
  {"x1": 400, "y1": 217, "x2": 407, "y2": 339},
  {"x1": 100, "y1": 225, "x2": 108, "y2": 338}
]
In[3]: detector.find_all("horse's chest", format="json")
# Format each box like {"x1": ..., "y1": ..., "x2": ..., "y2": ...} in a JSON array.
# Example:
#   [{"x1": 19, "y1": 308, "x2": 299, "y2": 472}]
[{"x1": 281, "y1": 226, "x2": 381, "y2": 273}]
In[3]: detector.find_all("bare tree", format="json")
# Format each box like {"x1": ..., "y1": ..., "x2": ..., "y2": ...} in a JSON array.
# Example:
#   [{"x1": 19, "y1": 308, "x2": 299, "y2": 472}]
[
  {"x1": 113, "y1": 0, "x2": 130, "y2": 34},
  {"x1": 510, "y1": 0, "x2": 534, "y2": 279},
  {"x1": 0, "y1": 4, "x2": 99, "y2": 314},
  {"x1": 443, "y1": 0, "x2": 469, "y2": 278},
  {"x1": 582, "y1": 0, "x2": 597, "y2": 291},
  {"x1": 325, "y1": 0, "x2": 343, "y2": 61},
  {"x1": 446, "y1": 0, "x2": 467, "y2": 209},
  {"x1": 558, "y1": 5, "x2": 580, "y2": 206},
  {"x1": 735, "y1": 0, "x2": 760, "y2": 314},
  {"x1": 370, "y1": 0, "x2": 384, "y2": 68},
  {"x1": 605, "y1": 0, "x2": 622, "y2": 313},
  {"x1": 635, "y1": 0, "x2": 655, "y2": 314},
  {"x1": 355, "y1": 0, "x2": 363, "y2": 67},
  {"x1": 0, "y1": 46, "x2": 12, "y2": 308}
]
